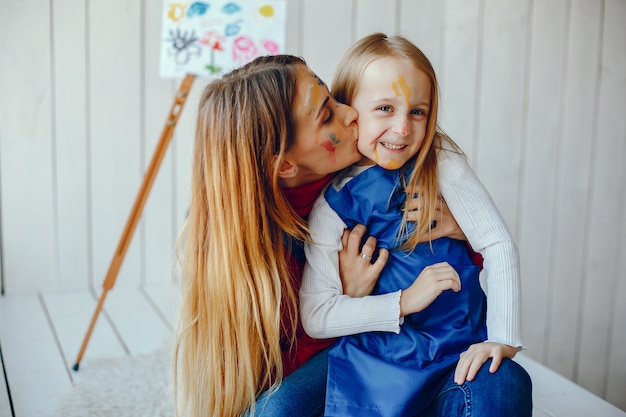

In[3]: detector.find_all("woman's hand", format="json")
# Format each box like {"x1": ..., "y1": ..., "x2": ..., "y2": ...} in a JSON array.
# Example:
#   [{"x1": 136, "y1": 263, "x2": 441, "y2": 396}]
[
  {"x1": 338, "y1": 224, "x2": 389, "y2": 297},
  {"x1": 404, "y1": 188, "x2": 466, "y2": 242},
  {"x1": 454, "y1": 342, "x2": 521, "y2": 385},
  {"x1": 399, "y1": 262, "x2": 461, "y2": 316}
]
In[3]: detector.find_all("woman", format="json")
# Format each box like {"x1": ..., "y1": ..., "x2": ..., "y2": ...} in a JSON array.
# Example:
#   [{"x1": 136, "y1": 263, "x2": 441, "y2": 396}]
[
  {"x1": 174, "y1": 54, "x2": 365, "y2": 417},
  {"x1": 173, "y1": 54, "x2": 508, "y2": 417}
]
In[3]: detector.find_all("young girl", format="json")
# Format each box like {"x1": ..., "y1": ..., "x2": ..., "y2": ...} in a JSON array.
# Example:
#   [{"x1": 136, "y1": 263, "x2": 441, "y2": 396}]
[{"x1": 301, "y1": 33, "x2": 531, "y2": 416}]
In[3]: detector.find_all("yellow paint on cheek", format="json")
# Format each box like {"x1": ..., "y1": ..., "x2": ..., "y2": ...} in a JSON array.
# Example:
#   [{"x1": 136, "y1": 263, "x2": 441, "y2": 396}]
[{"x1": 373, "y1": 147, "x2": 380, "y2": 163}]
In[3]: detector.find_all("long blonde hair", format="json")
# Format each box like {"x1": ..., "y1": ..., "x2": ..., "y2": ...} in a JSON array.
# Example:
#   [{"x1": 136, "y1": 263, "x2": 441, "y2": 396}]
[
  {"x1": 332, "y1": 33, "x2": 462, "y2": 248},
  {"x1": 174, "y1": 55, "x2": 309, "y2": 417}
]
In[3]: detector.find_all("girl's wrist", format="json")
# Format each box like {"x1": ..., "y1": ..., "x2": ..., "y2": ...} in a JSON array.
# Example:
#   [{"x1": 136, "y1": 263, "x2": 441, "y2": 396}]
[{"x1": 399, "y1": 288, "x2": 413, "y2": 317}]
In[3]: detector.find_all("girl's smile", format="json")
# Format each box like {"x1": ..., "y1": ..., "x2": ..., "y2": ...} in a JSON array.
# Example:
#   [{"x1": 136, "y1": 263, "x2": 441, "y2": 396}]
[{"x1": 380, "y1": 142, "x2": 407, "y2": 151}]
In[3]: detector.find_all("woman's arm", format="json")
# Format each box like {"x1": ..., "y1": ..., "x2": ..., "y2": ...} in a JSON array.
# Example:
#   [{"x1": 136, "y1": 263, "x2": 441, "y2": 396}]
[{"x1": 300, "y1": 195, "x2": 402, "y2": 339}]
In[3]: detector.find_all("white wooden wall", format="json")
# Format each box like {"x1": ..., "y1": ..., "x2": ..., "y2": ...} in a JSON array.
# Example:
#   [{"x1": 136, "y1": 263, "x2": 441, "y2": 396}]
[{"x1": 1, "y1": 0, "x2": 625, "y2": 410}]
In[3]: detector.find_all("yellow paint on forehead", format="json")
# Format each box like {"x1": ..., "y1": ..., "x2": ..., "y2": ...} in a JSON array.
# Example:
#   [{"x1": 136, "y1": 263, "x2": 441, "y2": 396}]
[
  {"x1": 304, "y1": 80, "x2": 320, "y2": 117},
  {"x1": 392, "y1": 75, "x2": 412, "y2": 108},
  {"x1": 297, "y1": 69, "x2": 326, "y2": 143},
  {"x1": 300, "y1": 78, "x2": 321, "y2": 143}
]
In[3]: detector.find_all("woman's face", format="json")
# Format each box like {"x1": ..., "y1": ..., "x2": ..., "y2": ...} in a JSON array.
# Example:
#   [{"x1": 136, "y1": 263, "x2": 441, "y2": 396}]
[{"x1": 283, "y1": 65, "x2": 360, "y2": 186}]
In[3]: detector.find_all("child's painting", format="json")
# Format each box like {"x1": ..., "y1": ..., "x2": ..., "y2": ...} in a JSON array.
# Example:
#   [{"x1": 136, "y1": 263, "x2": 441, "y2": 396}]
[{"x1": 160, "y1": 0, "x2": 287, "y2": 78}]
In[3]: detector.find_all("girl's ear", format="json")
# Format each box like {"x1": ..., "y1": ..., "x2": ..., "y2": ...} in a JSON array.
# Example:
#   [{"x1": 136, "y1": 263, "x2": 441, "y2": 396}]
[{"x1": 277, "y1": 159, "x2": 298, "y2": 179}]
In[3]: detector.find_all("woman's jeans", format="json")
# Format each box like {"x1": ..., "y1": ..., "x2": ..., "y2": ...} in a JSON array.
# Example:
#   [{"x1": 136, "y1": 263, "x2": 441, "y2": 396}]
[
  {"x1": 249, "y1": 350, "x2": 532, "y2": 417},
  {"x1": 248, "y1": 348, "x2": 328, "y2": 417}
]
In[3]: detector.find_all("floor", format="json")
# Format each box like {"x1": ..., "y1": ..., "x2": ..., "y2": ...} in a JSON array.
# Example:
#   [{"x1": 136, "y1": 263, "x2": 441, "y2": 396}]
[
  {"x1": 0, "y1": 284, "x2": 624, "y2": 417},
  {"x1": 0, "y1": 284, "x2": 177, "y2": 417}
]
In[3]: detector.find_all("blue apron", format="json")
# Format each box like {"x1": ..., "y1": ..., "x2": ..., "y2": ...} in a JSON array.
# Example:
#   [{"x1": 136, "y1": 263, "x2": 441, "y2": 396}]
[{"x1": 324, "y1": 165, "x2": 487, "y2": 417}]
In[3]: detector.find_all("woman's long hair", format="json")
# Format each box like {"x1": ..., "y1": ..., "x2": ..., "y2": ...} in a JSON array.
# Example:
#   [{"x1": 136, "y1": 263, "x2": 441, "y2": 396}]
[
  {"x1": 332, "y1": 33, "x2": 462, "y2": 249},
  {"x1": 174, "y1": 55, "x2": 309, "y2": 417}
]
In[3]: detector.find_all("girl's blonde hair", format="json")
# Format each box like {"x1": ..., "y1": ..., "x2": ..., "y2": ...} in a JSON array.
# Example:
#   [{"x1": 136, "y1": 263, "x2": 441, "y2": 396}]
[
  {"x1": 174, "y1": 55, "x2": 309, "y2": 417},
  {"x1": 332, "y1": 32, "x2": 462, "y2": 249}
]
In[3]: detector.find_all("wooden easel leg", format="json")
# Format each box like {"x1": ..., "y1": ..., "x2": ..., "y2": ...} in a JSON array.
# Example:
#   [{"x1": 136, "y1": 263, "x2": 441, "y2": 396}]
[
  {"x1": 72, "y1": 288, "x2": 109, "y2": 370},
  {"x1": 73, "y1": 74, "x2": 196, "y2": 370}
]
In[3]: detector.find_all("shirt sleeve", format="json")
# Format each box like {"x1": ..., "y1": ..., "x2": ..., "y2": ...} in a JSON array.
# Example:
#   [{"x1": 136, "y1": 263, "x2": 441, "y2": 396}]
[
  {"x1": 300, "y1": 193, "x2": 402, "y2": 339},
  {"x1": 438, "y1": 148, "x2": 524, "y2": 348}
]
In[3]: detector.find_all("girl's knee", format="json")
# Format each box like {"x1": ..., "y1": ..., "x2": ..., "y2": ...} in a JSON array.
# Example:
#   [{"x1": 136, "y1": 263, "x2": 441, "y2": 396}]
[
  {"x1": 472, "y1": 358, "x2": 533, "y2": 416},
  {"x1": 491, "y1": 358, "x2": 532, "y2": 391}
]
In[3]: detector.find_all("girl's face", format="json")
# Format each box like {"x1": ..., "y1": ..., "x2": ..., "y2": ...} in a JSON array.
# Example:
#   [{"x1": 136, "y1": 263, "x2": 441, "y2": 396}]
[
  {"x1": 352, "y1": 56, "x2": 431, "y2": 170},
  {"x1": 285, "y1": 66, "x2": 360, "y2": 185}
]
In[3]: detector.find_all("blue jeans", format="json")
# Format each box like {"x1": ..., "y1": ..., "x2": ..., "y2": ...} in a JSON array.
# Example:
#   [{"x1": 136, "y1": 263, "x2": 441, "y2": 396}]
[
  {"x1": 419, "y1": 358, "x2": 533, "y2": 417},
  {"x1": 249, "y1": 353, "x2": 531, "y2": 417},
  {"x1": 247, "y1": 348, "x2": 328, "y2": 417}
]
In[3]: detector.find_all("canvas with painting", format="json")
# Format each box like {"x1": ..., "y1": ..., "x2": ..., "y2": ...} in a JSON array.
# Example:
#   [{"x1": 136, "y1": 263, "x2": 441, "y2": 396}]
[{"x1": 160, "y1": 0, "x2": 287, "y2": 78}]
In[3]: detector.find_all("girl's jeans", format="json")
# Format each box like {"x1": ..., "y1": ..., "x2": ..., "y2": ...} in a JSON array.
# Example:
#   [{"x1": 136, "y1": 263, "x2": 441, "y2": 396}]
[
  {"x1": 420, "y1": 358, "x2": 533, "y2": 417},
  {"x1": 250, "y1": 350, "x2": 532, "y2": 417}
]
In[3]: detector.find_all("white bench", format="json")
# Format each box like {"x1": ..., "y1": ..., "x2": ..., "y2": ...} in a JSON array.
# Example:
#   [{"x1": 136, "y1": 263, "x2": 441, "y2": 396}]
[{"x1": 515, "y1": 354, "x2": 625, "y2": 416}]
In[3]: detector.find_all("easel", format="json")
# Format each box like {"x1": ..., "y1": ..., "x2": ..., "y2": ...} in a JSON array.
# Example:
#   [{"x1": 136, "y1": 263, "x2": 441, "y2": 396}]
[{"x1": 72, "y1": 74, "x2": 196, "y2": 371}]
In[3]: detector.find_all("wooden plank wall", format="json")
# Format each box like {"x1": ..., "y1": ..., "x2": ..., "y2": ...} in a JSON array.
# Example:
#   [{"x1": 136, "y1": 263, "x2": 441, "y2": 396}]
[{"x1": 1, "y1": 0, "x2": 624, "y2": 410}]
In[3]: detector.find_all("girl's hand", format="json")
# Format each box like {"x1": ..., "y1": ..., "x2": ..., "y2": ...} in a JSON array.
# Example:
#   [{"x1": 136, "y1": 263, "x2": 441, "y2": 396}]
[
  {"x1": 338, "y1": 224, "x2": 389, "y2": 297},
  {"x1": 404, "y1": 187, "x2": 466, "y2": 241},
  {"x1": 400, "y1": 262, "x2": 461, "y2": 316},
  {"x1": 454, "y1": 342, "x2": 521, "y2": 385}
]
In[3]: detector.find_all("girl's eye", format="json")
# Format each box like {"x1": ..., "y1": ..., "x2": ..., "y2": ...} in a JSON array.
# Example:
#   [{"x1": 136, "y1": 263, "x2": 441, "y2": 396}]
[
  {"x1": 378, "y1": 105, "x2": 392, "y2": 112},
  {"x1": 411, "y1": 109, "x2": 426, "y2": 116}
]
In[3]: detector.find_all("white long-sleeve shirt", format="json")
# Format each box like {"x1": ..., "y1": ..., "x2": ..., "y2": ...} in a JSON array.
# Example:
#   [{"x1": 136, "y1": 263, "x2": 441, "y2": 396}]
[{"x1": 300, "y1": 147, "x2": 523, "y2": 348}]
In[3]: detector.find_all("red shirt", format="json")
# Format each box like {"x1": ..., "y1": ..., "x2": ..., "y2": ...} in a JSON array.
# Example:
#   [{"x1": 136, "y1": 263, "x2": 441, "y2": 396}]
[{"x1": 280, "y1": 175, "x2": 336, "y2": 376}]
